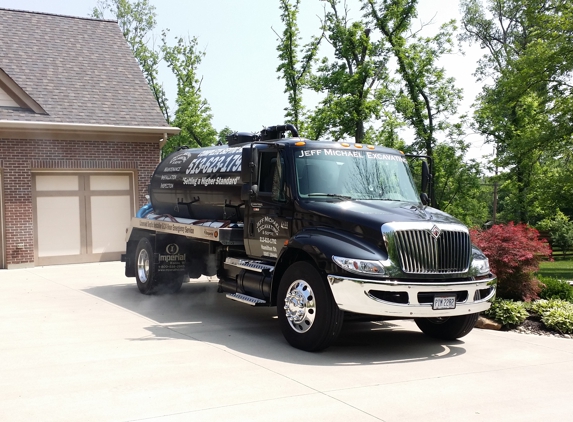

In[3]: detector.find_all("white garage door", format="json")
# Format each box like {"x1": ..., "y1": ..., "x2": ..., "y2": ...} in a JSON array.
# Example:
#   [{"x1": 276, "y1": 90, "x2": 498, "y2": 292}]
[{"x1": 33, "y1": 172, "x2": 135, "y2": 265}]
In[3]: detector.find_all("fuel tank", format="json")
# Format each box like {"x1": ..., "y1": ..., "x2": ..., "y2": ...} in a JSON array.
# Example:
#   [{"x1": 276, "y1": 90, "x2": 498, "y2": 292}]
[{"x1": 149, "y1": 137, "x2": 252, "y2": 221}]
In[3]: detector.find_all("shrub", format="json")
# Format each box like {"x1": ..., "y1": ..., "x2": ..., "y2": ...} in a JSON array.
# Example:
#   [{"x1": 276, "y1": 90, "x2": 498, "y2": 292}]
[
  {"x1": 485, "y1": 299, "x2": 529, "y2": 327},
  {"x1": 537, "y1": 210, "x2": 573, "y2": 255},
  {"x1": 471, "y1": 223, "x2": 552, "y2": 301},
  {"x1": 538, "y1": 275, "x2": 573, "y2": 302},
  {"x1": 535, "y1": 300, "x2": 573, "y2": 334},
  {"x1": 542, "y1": 308, "x2": 573, "y2": 334},
  {"x1": 530, "y1": 299, "x2": 554, "y2": 316}
]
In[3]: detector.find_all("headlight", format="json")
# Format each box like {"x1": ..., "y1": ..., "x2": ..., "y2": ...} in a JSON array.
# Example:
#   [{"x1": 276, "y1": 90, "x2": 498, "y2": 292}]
[
  {"x1": 471, "y1": 249, "x2": 490, "y2": 276},
  {"x1": 332, "y1": 256, "x2": 386, "y2": 276}
]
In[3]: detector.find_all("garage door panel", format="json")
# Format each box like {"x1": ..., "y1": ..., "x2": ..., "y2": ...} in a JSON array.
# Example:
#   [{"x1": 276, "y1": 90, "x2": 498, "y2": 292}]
[
  {"x1": 37, "y1": 196, "x2": 81, "y2": 257},
  {"x1": 90, "y1": 175, "x2": 130, "y2": 191},
  {"x1": 90, "y1": 195, "x2": 132, "y2": 253},
  {"x1": 35, "y1": 175, "x2": 79, "y2": 191}
]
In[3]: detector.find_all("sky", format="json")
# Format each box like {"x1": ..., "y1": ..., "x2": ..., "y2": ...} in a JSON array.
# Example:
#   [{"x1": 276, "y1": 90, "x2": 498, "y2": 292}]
[{"x1": 0, "y1": 0, "x2": 491, "y2": 159}]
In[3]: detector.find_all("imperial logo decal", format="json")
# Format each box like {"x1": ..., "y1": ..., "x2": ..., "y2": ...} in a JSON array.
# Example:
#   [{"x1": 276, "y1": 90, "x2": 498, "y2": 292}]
[
  {"x1": 159, "y1": 243, "x2": 186, "y2": 262},
  {"x1": 166, "y1": 243, "x2": 179, "y2": 255},
  {"x1": 430, "y1": 225, "x2": 441, "y2": 239}
]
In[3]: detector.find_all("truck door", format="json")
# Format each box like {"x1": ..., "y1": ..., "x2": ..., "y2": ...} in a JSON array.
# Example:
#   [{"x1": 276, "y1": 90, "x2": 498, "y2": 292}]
[{"x1": 244, "y1": 148, "x2": 292, "y2": 260}]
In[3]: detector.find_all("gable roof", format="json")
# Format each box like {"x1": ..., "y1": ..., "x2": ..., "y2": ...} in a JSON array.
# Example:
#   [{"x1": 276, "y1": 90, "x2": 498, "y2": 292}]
[
  {"x1": 0, "y1": 68, "x2": 47, "y2": 113},
  {"x1": 0, "y1": 8, "x2": 170, "y2": 129}
]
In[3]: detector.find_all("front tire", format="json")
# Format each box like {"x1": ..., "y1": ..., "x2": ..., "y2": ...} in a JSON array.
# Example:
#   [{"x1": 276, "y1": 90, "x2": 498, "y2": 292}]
[
  {"x1": 277, "y1": 262, "x2": 343, "y2": 352},
  {"x1": 414, "y1": 313, "x2": 479, "y2": 340}
]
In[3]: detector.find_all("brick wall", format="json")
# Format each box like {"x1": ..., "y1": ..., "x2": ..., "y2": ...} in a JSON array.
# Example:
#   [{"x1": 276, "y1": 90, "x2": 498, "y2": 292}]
[{"x1": 0, "y1": 138, "x2": 159, "y2": 267}]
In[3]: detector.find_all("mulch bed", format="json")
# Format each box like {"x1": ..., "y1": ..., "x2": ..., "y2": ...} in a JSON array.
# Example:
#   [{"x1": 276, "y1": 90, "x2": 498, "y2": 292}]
[{"x1": 509, "y1": 318, "x2": 572, "y2": 339}]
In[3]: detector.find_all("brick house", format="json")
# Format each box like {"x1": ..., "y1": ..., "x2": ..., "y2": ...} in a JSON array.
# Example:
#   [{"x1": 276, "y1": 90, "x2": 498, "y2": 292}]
[{"x1": 0, "y1": 9, "x2": 179, "y2": 268}]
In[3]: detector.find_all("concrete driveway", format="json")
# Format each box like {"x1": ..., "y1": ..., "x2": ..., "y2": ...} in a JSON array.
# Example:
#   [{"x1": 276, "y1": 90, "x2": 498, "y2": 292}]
[{"x1": 1, "y1": 262, "x2": 572, "y2": 422}]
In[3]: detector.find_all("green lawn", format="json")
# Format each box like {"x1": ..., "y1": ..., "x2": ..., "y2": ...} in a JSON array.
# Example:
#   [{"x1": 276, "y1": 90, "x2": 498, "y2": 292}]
[{"x1": 537, "y1": 257, "x2": 573, "y2": 280}]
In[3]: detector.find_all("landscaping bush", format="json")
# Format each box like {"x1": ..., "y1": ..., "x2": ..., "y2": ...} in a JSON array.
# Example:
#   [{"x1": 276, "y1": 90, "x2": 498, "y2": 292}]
[
  {"x1": 537, "y1": 210, "x2": 573, "y2": 255},
  {"x1": 471, "y1": 223, "x2": 552, "y2": 301},
  {"x1": 529, "y1": 299, "x2": 573, "y2": 334},
  {"x1": 530, "y1": 299, "x2": 573, "y2": 334},
  {"x1": 538, "y1": 275, "x2": 573, "y2": 302},
  {"x1": 485, "y1": 299, "x2": 529, "y2": 327},
  {"x1": 542, "y1": 304, "x2": 573, "y2": 334},
  {"x1": 530, "y1": 299, "x2": 554, "y2": 316}
]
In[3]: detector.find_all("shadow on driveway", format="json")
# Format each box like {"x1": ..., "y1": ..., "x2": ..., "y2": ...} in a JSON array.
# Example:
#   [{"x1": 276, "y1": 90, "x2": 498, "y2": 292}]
[{"x1": 83, "y1": 280, "x2": 467, "y2": 366}]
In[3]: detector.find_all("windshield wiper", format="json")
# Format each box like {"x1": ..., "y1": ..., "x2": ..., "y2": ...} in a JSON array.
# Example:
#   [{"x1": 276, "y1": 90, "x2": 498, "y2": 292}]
[
  {"x1": 308, "y1": 193, "x2": 352, "y2": 200},
  {"x1": 359, "y1": 197, "x2": 404, "y2": 202}
]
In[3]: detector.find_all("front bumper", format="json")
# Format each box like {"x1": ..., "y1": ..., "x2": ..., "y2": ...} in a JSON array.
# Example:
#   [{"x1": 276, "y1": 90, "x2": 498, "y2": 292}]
[{"x1": 326, "y1": 274, "x2": 496, "y2": 318}]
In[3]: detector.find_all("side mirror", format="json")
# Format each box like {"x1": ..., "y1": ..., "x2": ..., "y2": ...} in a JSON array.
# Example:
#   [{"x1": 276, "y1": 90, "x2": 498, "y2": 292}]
[
  {"x1": 240, "y1": 183, "x2": 259, "y2": 201},
  {"x1": 421, "y1": 160, "x2": 429, "y2": 194},
  {"x1": 241, "y1": 146, "x2": 259, "y2": 184},
  {"x1": 250, "y1": 184, "x2": 259, "y2": 200}
]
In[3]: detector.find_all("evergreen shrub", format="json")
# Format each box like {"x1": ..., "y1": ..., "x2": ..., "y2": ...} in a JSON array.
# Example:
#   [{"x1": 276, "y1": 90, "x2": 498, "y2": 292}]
[{"x1": 538, "y1": 275, "x2": 573, "y2": 302}]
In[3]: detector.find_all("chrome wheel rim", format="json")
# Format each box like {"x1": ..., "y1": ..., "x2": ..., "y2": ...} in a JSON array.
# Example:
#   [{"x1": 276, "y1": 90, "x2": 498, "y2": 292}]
[
  {"x1": 284, "y1": 279, "x2": 316, "y2": 333},
  {"x1": 137, "y1": 249, "x2": 150, "y2": 283}
]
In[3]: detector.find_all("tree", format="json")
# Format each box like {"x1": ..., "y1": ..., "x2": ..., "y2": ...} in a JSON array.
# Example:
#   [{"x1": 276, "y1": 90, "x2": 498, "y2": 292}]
[
  {"x1": 217, "y1": 126, "x2": 235, "y2": 146},
  {"x1": 274, "y1": 0, "x2": 323, "y2": 134},
  {"x1": 471, "y1": 222, "x2": 552, "y2": 300},
  {"x1": 529, "y1": 149, "x2": 573, "y2": 222},
  {"x1": 307, "y1": 0, "x2": 390, "y2": 143},
  {"x1": 161, "y1": 31, "x2": 217, "y2": 152},
  {"x1": 432, "y1": 135, "x2": 488, "y2": 227},
  {"x1": 537, "y1": 210, "x2": 573, "y2": 255},
  {"x1": 91, "y1": 0, "x2": 217, "y2": 155},
  {"x1": 460, "y1": 0, "x2": 573, "y2": 223},
  {"x1": 91, "y1": 0, "x2": 169, "y2": 121},
  {"x1": 364, "y1": 0, "x2": 464, "y2": 207}
]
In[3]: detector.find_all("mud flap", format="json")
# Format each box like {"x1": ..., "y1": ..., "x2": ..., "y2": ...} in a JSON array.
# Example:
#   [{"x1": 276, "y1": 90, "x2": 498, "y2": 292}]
[{"x1": 154, "y1": 236, "x2": 190, "y2": 280}]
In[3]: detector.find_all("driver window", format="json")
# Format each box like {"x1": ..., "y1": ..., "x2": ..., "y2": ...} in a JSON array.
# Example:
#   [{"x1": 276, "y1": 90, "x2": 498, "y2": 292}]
[{"x1": 258, "y1": 151, "x2": 285, "y2": 202}]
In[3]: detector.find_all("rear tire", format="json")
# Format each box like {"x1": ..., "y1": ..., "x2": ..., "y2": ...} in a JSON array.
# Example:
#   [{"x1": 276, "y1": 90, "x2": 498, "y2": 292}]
[
  {"x1": 277, "y1": 262, "x2": 343, "y2": 352},
  {"x1": 135, "y1": 237, "x2": 186, "y2": 294},
  {"x1": 414, "y1": 313, "x2": 479, "y2": 340},
  {"x1": 163, "y1": 274, "x2": 185, "y2": 294},
  {"x1": 135, "y1": 237, "x2": 157, "y2": 295}
]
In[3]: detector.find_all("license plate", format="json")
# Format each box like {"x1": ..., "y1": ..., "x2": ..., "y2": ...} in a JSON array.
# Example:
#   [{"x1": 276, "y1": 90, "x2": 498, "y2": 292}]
[{"x1": 433, "y1": 295, "x2": 456, "y2": 310}]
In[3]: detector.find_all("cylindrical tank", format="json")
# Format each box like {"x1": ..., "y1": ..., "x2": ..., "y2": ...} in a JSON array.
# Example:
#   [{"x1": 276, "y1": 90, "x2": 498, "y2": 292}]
[{"x1": 149, "y1": 142, "x2": 249, "y2": 221}]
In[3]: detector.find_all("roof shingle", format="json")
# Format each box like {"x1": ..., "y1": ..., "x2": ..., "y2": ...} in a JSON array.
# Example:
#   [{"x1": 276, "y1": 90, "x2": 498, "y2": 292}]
[{"x1": 0, "y1": 8, "x2": 169, "y2": 128}]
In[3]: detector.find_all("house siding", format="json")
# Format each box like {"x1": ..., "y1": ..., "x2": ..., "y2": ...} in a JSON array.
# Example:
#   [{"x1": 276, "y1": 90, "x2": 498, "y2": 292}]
[{"x1": 0, "y1": 138, "x2": 159, "y2": 267}]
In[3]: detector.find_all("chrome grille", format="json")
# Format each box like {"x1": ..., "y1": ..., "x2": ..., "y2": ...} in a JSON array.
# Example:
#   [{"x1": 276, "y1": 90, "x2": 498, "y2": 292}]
[{"x1": 392, "y1": 228, "x2": 471, "y2": 274}]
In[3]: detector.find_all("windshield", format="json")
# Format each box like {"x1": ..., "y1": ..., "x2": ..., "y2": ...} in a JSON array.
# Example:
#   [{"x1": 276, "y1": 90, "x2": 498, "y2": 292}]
[{"x1": 295, "y1": 147, "x2": 420, "y2": 202}]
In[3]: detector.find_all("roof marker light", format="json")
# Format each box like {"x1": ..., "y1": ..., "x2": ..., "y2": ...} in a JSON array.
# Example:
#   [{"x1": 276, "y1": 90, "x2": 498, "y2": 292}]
[
  {"x1": 341, "y1": 143, "x2": 350, "y2": 147},
  {"x1": 354, "y1": 144, "x2": 363, "y2": 148},
  {"x1": 295, "y1": 141, "x2": 306, "y2": 146},
  {"x1": 367, "y1": 145, "x2": 375, "y2": 150}
]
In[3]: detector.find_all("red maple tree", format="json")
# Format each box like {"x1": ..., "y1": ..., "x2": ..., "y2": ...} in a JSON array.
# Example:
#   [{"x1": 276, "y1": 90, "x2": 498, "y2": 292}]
[{"x1": 471, "y1": 222, "x2": 552, "y2": 300}]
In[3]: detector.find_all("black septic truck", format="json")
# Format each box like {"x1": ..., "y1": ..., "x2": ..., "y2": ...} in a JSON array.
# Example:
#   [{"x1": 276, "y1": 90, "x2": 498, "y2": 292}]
[{"x1": 122, "y1": 124, "x2": 496, "y2": 351}]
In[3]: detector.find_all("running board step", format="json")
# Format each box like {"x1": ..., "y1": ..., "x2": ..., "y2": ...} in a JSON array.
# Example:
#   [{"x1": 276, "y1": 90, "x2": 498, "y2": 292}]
[
  {"x1": 225, "y1": 257, "x2": 274, "y2": 273},
  {"x1": 226, "y1": 293, "x2": 267, "y2": 306}
]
